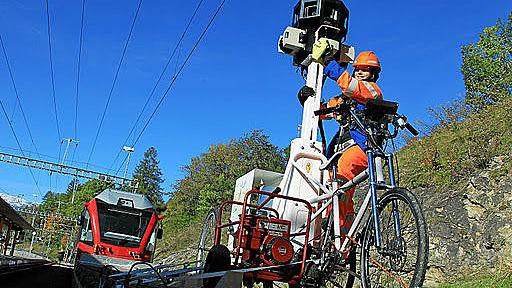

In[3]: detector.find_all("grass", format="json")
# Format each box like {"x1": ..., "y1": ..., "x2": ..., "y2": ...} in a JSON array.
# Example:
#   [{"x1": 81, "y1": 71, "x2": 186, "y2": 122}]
[
  {"x1": 154, "y1": 213, "x2": 204, "y2": 261},
  {"x1": 397, "y1": 98, "x2": 512, "y2": 189},
  {"x1": 437, "y1": 272, "x2": 512, "y2": 288}
]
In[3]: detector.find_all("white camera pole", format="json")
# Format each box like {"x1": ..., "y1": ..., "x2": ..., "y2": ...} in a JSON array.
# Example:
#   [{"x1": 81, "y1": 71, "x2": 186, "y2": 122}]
[{"x1": 301, "y1": 62, "x2": 324, "y2": 141}]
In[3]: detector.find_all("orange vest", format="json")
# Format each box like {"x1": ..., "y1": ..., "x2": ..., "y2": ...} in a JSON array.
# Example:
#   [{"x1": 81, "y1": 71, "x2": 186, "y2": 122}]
[
  {"x1": 321, "y1": 72, "x2": 383, "y2": 120},
  {"x1": 336, "y1": 71, "x2": 383, "y2": 104}
]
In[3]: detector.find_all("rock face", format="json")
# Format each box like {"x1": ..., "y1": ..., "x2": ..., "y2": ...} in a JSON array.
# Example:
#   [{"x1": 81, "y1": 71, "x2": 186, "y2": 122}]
[{"x1": 414, "y1": 155, "x2": 512, "y2": 285}]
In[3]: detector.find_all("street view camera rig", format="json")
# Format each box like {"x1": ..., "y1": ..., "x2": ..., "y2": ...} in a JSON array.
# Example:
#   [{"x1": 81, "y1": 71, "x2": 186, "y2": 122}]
[{"x1": 278, "y1": 0, "x2": 354, "y2": 67}]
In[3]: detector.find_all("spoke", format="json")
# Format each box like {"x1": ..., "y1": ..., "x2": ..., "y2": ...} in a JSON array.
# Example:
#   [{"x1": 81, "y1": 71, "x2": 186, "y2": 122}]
[{"x1": 363, "y1": 191, "x2": 425, "y2": 288}]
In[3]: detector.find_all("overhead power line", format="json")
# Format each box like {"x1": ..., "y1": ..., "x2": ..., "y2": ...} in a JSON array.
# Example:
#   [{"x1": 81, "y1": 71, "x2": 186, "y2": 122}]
[
  {"x1": 74, "y1": 0, "x2": 87, "y2": 141},
  {"x1": 109, "y1": 0, "x2": 206, "y2": 170},
  {"x1": 86, "y1": 0, "x2": 143, "y2": 168},
  {"x1": 0, "y1": 99, "x2": 43, "y2": 196},
  {"x1": 116, "y1": 0, "x2": 228, "y2": 175},
  {"x1": 0, "y1": 32, "x2": 40, "y2": 156},
  {"x1": 45, "y1": 0, "x2": 62, "y2": 142}
]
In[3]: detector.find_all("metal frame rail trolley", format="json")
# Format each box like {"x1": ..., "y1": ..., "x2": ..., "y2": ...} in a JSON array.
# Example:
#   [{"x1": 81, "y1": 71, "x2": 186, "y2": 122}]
[
  {"x1": 195, "y1": 1, "x2": 428, "y2": 287},
  {"x1": 102, "y1": 1, "x2": 429, "y2": 287}
]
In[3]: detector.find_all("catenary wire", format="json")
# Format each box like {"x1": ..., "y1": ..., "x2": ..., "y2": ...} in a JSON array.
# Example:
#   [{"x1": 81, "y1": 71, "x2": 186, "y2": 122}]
[
  {"x1": 115, "y1": 0, "x2": 228, "y2": 175},
  {"x1": 0, "y1": 99, "x2": 43, "y2": 196},
  {"x1": 45, "y1": 0, "x2": 62, "y2": 142},
  {"x1": 74, "y1": 0, "x2": 87, "y2": 141},
  {"x1": 0, "y1": 32, "x2": 40, "y2": 157},
  {"x1": 109, "y1": 0, "x2": 206, "y2": 170},
  {"x1": 86, "y1": 0, "x2": 143, "y2": 168}
]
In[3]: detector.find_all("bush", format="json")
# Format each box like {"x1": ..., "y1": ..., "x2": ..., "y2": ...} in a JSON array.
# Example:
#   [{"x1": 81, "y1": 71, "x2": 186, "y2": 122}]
[{"x1": 398, "y1": 98, "x2": 512, "y2": 188}]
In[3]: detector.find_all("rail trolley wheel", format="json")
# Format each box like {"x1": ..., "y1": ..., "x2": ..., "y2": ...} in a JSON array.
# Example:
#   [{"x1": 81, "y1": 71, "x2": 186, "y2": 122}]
[
  {"x1": 203, "y1": 244, "x2": 231, "y2": 288},
  {"x1": 197, "y1": 208, "x2": 219, "y2": 266},
  {"x1": 360, "y1": 188, "x2": 428, "y2": 288}
]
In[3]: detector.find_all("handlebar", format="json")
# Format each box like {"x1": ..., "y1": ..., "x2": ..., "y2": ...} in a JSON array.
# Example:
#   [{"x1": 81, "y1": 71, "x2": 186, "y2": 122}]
[
  {"x1": 315, "y1": 102, "x2": 420, "y2": 140},
  {"x1": 405, "y1": 123, "x2": 419, "y2": 136},
  {"x1": 314, "y1": 106, "x2": 338, "y2": 116},
  {"x1": 395, "y1": 116, "x2": 419, "y2": 136},
  {"x1": 313, "y1": 103, "x2": 350, "y2": 116}
]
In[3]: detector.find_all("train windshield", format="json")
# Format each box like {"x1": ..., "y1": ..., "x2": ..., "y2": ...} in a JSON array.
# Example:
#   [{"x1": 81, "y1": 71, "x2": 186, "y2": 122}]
[{"x1": 96, "y1": 201, "x2": 153, "y2": 248}]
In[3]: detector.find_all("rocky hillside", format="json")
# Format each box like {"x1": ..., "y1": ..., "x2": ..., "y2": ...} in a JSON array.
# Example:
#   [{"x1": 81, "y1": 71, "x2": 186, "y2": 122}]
[
  {"x1": 418, "y1": 155, "x2": 511, "y2": 285},
  {"x1": 395, "y1": 97, "x2": 512, "y2": 285}
]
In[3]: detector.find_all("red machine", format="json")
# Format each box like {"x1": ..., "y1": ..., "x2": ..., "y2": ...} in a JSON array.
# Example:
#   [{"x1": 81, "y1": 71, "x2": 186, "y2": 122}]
[
  {"x1": 75, "y1": 189, "x2": 163, "y2": 272},
  {"x1": 215, "y1": 190, "x2": 313, "y2": 286}
]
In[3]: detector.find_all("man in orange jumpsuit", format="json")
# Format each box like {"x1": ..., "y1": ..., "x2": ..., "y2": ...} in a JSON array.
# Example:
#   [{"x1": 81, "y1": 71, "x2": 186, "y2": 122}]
[{"x1": 311, "y1": 40, "x2": 383, "y2": 236}]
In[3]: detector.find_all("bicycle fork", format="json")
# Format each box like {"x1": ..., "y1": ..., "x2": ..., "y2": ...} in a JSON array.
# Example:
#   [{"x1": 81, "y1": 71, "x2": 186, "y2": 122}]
[{"x1": 367, "y1": 151, "x2": 401, "y2": 253}]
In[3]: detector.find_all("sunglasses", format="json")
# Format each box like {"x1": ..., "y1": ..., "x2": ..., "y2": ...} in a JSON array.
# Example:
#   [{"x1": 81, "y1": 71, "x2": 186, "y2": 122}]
[{"x1": 355, "y1": 66, "x2": 371, "y2": 72}]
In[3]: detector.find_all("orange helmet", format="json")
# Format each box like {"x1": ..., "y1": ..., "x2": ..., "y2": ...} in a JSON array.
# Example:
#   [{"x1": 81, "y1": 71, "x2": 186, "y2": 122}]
[{"x1": 353, "y1": 51, "x2": 381, "y2": 72}]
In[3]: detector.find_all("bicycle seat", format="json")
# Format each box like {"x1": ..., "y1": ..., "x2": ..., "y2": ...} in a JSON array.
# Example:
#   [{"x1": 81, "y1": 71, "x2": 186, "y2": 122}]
[
  {"x1": 320, "y1": 150, "x2": 343, "y2": 171},
  {"x1": 320, "y1": 139, "x2": 357, "y2": 171}
]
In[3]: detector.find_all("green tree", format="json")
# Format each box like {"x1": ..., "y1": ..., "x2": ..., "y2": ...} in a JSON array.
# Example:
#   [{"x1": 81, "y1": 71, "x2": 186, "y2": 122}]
[
  {"x1": 133, "y1": 147, "x2": 165, "y2": 208},
  {"x1": 39, "y1": 179, "x2": 113, "y2": 217},
  {"x1": 62, "y1": 179, "x2": 113, "y2": 216},
  {"x1": 39, "y1": 191, "x2": 60, "y2": 213},
  {"x1": 170, "y1": 130, "x2": 286, "y2": 218},
  {"x1": 461, "y1": 12, "x2": 512, "y2": 110}
]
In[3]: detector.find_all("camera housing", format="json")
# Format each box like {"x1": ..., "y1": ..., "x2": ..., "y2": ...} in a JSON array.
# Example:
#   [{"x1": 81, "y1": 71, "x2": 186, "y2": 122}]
[{"x1": 278, "y1": 0, "x2": 352, "y2": 67}]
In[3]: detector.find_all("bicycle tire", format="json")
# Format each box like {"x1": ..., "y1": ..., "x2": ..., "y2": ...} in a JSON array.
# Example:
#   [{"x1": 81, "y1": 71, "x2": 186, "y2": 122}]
[
  {"x1": 360, "y1": 188, "x2": 428, "y2": 288},
  {"x1": 197, "y1": 208, "x2": 219, "y2": 266}
]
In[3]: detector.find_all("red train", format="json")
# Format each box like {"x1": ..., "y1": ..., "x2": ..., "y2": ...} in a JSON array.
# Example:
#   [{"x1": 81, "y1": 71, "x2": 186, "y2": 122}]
[{"x1": 74, "y1": 189, "x2": 163, "y2": 273}]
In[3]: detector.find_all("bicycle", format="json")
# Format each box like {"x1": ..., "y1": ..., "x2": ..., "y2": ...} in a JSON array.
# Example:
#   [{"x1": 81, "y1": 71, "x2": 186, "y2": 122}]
[{"x1": 199, "y1": 98, "x2": 428, "y2": 288}]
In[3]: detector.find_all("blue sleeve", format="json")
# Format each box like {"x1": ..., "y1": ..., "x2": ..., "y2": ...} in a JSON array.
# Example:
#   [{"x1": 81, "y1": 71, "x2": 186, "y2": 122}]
[
  {"x1": 350, "y1": 103, "x2": 368, "y2": 150},
  {"x1": 324, "y1": 60, "x2": 346, "y2": 80}
]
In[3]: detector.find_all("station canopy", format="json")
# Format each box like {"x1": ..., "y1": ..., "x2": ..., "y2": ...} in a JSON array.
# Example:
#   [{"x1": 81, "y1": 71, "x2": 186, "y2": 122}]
[{"x1": 0, "y1": 196, "x2": 33, "y2": 231}]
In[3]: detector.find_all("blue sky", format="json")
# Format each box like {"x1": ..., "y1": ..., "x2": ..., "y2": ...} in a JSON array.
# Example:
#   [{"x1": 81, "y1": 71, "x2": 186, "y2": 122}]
[{"x1": 0, "y1": 0, "x2": 510, "y2": 203}]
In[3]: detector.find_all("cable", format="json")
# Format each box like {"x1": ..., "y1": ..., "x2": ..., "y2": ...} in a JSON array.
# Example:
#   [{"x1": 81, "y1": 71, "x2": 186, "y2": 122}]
[
  {"x1": 45, "y1": 0, "x2": 62, "y2": 142},
  {"x1": 391, "y1": 139, "x2": 400, "y2": 187},
  {"x1": 86, "y1": 0, "x2": 143, "y2": 168},
  {"x1": 74, "y1": 0, "x2": 87, "y2": 141},
  {"x1": 109, "y1": 0, "x2": 205, "y2": 170},
  {"x1": 115, "y1": 0, "x2": 228, "y2": 175},
  {"x1": 0, "y1": 32, "x2": 40, "y2": 156},
  {"x1": 0, "y1": 99, "x2": 43, "y2": 196}
]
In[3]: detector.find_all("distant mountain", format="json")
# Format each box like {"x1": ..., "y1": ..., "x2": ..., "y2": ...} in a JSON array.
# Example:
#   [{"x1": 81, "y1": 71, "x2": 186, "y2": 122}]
[{"x1": 0, "y1": 193, "x2": 35, "y2": 209}]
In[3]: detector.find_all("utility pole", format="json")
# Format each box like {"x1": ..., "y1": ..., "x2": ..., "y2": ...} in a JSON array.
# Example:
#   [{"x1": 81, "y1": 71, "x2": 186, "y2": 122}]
[
  {"x1": 52, "y1": 138, "x2": 79, "y2": 193},
  {"x1": 71, "y1": 179, "x2": 78, "y2": 204},
  {"x1": 61, "y1": 138, "x2": 79, "y2": 165},
  {"x1": 29, "y1": 206, "x2": 36, "y2": 253},
  {"x1": 61, "y1": 138, "x2": 80, "y2": 203},
  {"x1": 122, "y1": 146, "x2": 135, "y2": 179},
  {"x1": 56, "y1": 198, "x2": 68, "y2": 212}
]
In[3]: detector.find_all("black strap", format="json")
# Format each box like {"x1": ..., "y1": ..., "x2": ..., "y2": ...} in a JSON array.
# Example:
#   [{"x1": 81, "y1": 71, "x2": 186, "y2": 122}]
[{"x1": 318, "y1": 118, "x2": 327, "y2": 155}]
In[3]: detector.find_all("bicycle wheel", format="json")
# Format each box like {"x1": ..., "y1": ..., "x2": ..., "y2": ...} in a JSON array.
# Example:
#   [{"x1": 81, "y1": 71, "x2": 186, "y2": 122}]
[
  {"x1": 197, "y1": 208, "x2": 219, "y2": 266},
  {"x1": 360, "y1": 188, "x2": 428, "y2": 288}
]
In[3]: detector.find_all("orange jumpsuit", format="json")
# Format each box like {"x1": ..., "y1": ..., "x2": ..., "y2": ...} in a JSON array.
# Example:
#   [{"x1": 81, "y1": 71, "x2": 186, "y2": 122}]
[{"x1": 325, "y1": 70, "x2": 383, "y2": 235}]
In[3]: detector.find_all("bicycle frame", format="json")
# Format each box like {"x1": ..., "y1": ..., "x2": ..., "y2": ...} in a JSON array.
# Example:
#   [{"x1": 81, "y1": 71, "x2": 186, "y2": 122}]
[{"x1": 287, "y1": 148, "x2": 401, "y2": 254}]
